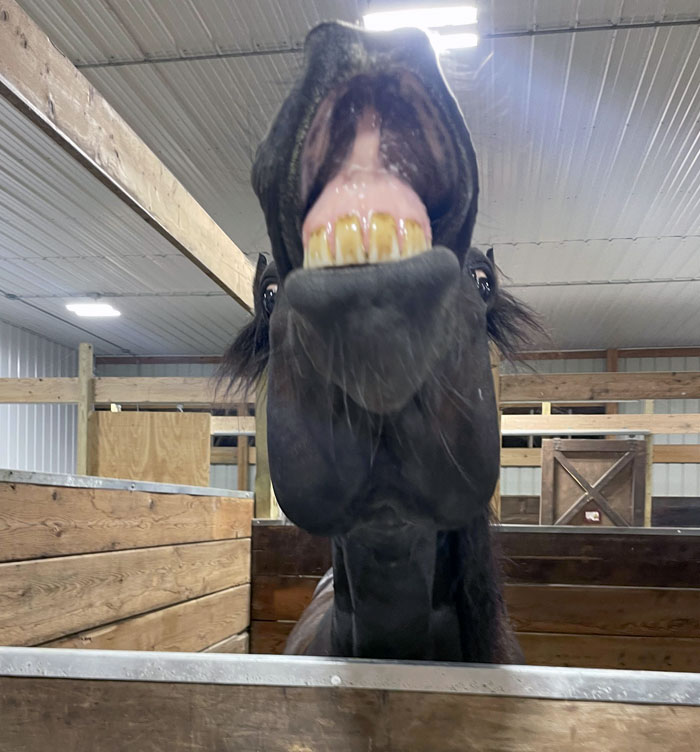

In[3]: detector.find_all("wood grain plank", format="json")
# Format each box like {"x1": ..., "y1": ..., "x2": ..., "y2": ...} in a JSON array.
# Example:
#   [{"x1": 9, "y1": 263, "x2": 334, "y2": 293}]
[
  {"x1": 501, "y1": 445, "x2": 700, "y2": 466},
  {"x1": 252, "y1": 575, "x2": 320, "y2": 621},
  {"x1": 88, "y1": 411, "x2": 211, "y2": 486},
  {"x1": 0, "y1": 538, "x2": 250, "y2": 645},
  {"x1": 1, "y1": 678, "x2": 697, "y2": 752},
  {"x1": 502, "y1": 412, "x2": 700, "y2": 435},
  {"x1": 0, "y1": 0, "x2": 254, "y2": 307},
  {"x1": 0, "y1": 481, "x2": 252, "y2": 562},
  {"x1": 501, "y1": 372, "x2": 700, "y2": 402},
  {"x1": 250, "y1": 620, "x2": 295, "y2": 654},
  {"x1": 252, "y1": 525, "x2": 331, "y2": 576},
  {"x1": 506, "y1": 584, "x2": 700, "y2": 638},
  {"x1": 517, "y1": 632, "x2": 700, "y2": 672},
  {"x1": 45, "y1": 584, "x2": 250, "y2": 652},
  {"x1": 202, "y1": 631, "x2": 249, "y2": 654},
  {"x1": 0, "y1": 377, "x2": 79, "y2": 403}
]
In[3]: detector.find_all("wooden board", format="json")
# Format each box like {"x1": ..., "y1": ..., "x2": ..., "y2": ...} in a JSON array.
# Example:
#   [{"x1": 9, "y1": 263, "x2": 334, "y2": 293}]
[
  {"x1": 45, "y1": 585, "x2": 250, "y2": 652},
  {"x1": 517, "y1": 632, "x2": 700, "y2": 672},
  {"x1": 0, "y1": 377, "x2": 79, "y2": 403},
  {"x1": 653, "y1": 498, "x2": 700, "y2": 528},
  {"x1": 252, "y1": 575, "x2": 320, "y2": 621},
  {"x1": 202, "y1": 632, "x2": 249, "y2": 654},
  {"x1": 252, "y1": 524, "x2": 700, "y2": 588},
  {"x1": 0, "y1": 481, "x2": 252, "y2": 562},
  {"x1": 210, "y1": 415, "x2": 256, "y2": 436},
  {"x1": 252, "y1": 577, "x2": 700, "y2": 638},
  {"x1": 252, "y1": 525, "x2": 332, "y2": 577},
  {"x1": 502, "y1": 445, "x2": 700, "y2": 466},
  {"x1": 1, "y1": 677, "x2": 697, "y2": 751},
  {"x1": 502, "y1": 413, "x2": 700, "y2": 435},
  {"x1": 0, "y1": 538, "x2": 250, "y2": 645},
  {"x1": 250, "y1": 620, "x2": 295, "y2": 654},
  {"x1": 506, "y1": 584, "x2": 700, "y2": 638},
  {"x1": 0, "y1": 0, "x2": 254, "y2": 307},
  {"x1": 88, "y1": 411, "x2": 211, "y2": 486},
  {"x1": 501, "y1": 372, "x2": 700, "y2": 402}
]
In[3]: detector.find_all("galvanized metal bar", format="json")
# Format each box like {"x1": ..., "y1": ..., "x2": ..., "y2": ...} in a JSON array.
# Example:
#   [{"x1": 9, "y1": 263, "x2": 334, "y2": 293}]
[
  {"x1": 1, "y1": 648, "x2": 699, "y2": 705},
  {"x1": 0, "y1": 468, "x2": 252, "y2": 498}
]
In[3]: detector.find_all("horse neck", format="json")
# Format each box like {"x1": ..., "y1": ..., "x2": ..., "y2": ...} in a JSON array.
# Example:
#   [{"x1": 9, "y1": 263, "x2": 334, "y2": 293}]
[{"x1": 329, "y1": 510, "x2": 505, "y2": 661}]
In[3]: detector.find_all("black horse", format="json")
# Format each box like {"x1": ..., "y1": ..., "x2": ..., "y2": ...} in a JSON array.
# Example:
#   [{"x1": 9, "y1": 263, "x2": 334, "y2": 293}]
[{"x1": 222, "y1": 22, "x2": 537, "y2": 663}]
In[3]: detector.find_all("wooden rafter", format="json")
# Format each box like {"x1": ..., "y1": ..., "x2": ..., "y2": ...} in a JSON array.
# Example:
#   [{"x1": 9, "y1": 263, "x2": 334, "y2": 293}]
[{"x1": 0, "y1": 0, "x2": 254, "y2": 309}]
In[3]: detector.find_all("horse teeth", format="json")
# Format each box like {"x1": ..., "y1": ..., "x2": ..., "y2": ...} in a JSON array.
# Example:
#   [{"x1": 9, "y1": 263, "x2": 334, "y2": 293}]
[
  {"x1": 334, "y1": 215, "x2": 365, "y2": 266},
  {"x1": 402, "y1": 220, "x2": 428, "y2": 257},
  {"x1": 303, "y1": 216, "x2": 429, "y2": 267},
  {"x1": 368, "y1": 213, "x2": 400, "y2": 263},
  {"x1": 304, "y1": 227, "x2": 332, "y2": 268}
]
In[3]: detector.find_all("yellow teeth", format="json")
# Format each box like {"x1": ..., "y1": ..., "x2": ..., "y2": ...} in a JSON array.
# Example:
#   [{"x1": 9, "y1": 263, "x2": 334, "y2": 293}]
[
  {"x1": 334, "y1": 215, "x2": 364, "y2": 265},
  {"x1": 305, "y1": 227, "x2": 332, "y2": 269},
  {"x1": 369, "y1": 213, "x2": 400, "y2": 263},
  {"x1": 303, "y1": 214, "x2": 429, "y2": 268},
  {"x1": 403, "y1": 219, "x2": 429, "y2": 257}
]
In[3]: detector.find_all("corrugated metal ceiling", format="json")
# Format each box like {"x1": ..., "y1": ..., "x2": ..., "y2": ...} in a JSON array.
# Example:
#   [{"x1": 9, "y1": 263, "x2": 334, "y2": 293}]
[{"x1": 3, "y1": 0, "x2": 700, "y2": 353}]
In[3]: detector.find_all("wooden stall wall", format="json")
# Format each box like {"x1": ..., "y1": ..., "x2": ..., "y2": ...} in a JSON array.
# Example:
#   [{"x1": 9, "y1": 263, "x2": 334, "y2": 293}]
[
  {"x1": 0, "y1": 479, "x2": 253, "y2": 653},
  {"x1": 251, "y1": 524, "x2": 700, "y2": 671},
  {"x1": 88, "y1": 411, "x2": 211, "y2": 487}
]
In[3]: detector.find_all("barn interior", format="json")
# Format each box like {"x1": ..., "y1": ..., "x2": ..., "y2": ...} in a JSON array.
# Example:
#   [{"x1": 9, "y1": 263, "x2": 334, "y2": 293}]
[{"x1": 1, "y1": 1, "x2": 699, "y2": 749}]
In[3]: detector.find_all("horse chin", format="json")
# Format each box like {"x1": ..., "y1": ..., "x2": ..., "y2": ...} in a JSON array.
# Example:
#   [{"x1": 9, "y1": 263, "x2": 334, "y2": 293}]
[{"x1": 284, "y1": 248, "x2": 460, "y2": 414}]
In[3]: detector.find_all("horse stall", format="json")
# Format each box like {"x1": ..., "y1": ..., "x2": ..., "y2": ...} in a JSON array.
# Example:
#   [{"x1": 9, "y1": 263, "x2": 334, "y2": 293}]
[
  {"x1": 0, "y1": 469, "x2": 253, "y2": 653},
  {"x1": 1, "y1": 649, "x2": 699, "y2": 751},
  {"x1": 251, "y1": 521, "x2": 700, "y2": 673}
]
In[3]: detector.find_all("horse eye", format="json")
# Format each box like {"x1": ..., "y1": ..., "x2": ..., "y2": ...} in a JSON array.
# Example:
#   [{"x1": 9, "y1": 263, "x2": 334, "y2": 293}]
[
  {"x1": 262, "y1": 283, "x2": 278, "y2": 315},
  {"x1": 471, "y1": 269, "x2": 492, "y2": 302}
]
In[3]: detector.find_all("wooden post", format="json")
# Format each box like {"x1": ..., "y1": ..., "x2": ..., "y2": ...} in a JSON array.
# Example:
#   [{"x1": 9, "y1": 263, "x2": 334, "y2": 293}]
[
  {"x1": 605, "y1": 349, "x2": 619, "y2": 439},
  {"x1": 490, "y1": 346, "x2": 501, "y2": 521},
  {"x1": 76, "y1": 343, "x2": 94, "y2": 475},
  {"x1": 237, "y1": 404, "x2": 250, "y2": 492},
  {"x1": 254, "y1": 374, "x2": 278, "y2": 519},
  {"x1": 644, "y1": 399, "x2": 654, "y2": 527},
  {"x1": 541, "y1": 401, "x2": 552, "y2": 416}
]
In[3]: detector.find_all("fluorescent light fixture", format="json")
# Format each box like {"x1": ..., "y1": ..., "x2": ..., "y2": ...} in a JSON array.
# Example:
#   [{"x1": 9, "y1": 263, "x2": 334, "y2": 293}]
[
  {"x1": 65, "y1": 302, "x2": 121, "y2": 318},
  {"x1": 363, "y1": 5, "x2": 477, "y2": 32},
  {"x1": 430, "y1": 31, "x2": 479, "y2": 51}
]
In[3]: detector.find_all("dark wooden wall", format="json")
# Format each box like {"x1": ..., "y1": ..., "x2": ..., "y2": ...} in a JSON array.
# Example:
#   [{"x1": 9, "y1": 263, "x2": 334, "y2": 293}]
[{"x1": 251, "y1": 524, "x2": 700, "y2": 671}]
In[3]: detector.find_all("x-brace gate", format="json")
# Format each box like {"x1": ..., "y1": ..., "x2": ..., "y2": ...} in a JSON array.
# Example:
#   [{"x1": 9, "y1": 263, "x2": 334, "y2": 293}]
[{"x1": 540, "y1": 439, "x2": 646, "y2": 526}]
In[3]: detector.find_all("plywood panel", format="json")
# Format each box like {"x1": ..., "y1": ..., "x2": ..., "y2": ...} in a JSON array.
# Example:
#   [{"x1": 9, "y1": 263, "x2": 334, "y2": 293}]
[
  {"x1": 46, "y1": 585, "x2": 250, "y2": 652},
  {"x1": 88, "y1": 411, "x2": 210, "y2": 486},
  {"x1": 0, "y1": 481, "x2": 252, "y2": 562},
  {"x1": 0, "y1": 538, "x2": 250, "y2": 646},
  {"x1": 1, "y1": 678, "x2": 697, "y2": 752},
  {"x1": 517, "y1": 632, "x2": 700, "y2": 672}
]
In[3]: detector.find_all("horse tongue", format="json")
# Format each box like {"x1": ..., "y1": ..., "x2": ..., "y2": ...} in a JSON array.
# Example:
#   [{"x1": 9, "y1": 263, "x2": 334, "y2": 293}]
[{"x1": 302, "y1": 109, "x2": 431, "y2": 267}]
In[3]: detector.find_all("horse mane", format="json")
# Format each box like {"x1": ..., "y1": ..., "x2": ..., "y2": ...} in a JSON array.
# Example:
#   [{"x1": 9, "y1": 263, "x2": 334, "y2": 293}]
[{"x1": 216, "y1": 253, "x2": 273, "y2": 398}]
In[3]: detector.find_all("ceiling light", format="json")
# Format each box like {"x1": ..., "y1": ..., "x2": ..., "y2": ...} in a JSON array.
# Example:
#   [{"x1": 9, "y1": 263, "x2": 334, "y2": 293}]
[
  {"x1": 363, "y1": 5, "x2": 477, "y2": 32},
  {"x1": 65, "y1": 302, "x2": 121, "y2": 318},
  {"x1": 430, "y1": 31, "x2": 479, "y2": 52}
]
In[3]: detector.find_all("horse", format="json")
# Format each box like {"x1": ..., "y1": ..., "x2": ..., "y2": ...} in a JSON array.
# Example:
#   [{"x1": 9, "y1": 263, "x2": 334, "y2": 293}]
[{"x1": 221, "y1": 21, "x2": 538, "y2": 662}]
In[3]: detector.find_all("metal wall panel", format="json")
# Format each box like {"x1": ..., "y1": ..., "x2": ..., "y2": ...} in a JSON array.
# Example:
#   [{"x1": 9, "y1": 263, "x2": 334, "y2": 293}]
[{"x1": 0, "y1": 320, "x2": 77, "y2": 473}]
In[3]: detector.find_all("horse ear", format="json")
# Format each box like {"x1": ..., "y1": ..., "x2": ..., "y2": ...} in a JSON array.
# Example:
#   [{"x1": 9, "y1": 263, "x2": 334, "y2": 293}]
[{"x1": 486, "y1": 247, "x2": 495, "y2": 265}]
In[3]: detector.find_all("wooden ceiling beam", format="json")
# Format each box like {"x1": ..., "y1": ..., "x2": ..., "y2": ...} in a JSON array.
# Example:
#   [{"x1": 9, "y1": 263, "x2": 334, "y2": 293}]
[{"x1": 0, "y1": 0, "x2": 254, "y2": 309}]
